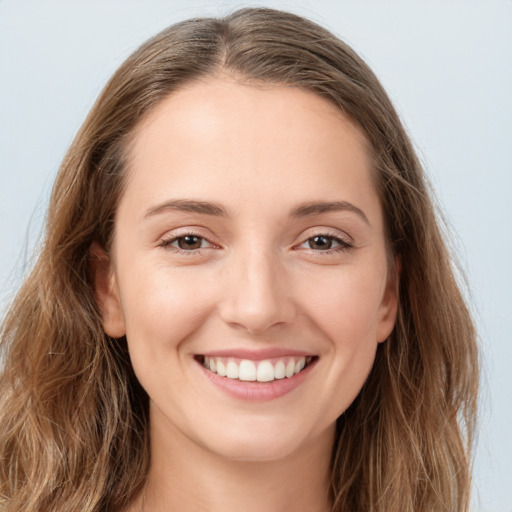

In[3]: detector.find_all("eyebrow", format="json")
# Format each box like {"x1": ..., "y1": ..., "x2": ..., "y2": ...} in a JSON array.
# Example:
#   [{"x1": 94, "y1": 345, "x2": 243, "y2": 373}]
[
  {"x1": 291, "y1": 200, "x2": 370, "y2": 226},
  {"x1": 143, "y1": 199, "x2": 228, "y2": 220},
  {"x1": 143, "y1": 198, "x2": 369, "y2": 225}
]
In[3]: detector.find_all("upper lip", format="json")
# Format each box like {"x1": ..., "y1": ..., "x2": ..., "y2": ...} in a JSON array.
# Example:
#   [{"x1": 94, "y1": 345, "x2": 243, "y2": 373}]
[{"x1": 198, "y1": 348, "x2": 317, "y2": 360}]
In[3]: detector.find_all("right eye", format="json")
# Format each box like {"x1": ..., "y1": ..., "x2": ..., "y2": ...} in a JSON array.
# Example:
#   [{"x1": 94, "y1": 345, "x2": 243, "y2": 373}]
[
  {"x1": 159, "y1": 233, "x2": 215, "y2": 253},
  {"x1": 172, "y1": 235, "x2": 206, "y2": 250}
]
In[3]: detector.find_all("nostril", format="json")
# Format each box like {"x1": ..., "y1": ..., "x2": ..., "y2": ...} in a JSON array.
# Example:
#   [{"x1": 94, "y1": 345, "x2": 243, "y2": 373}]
[{"x1": 218, "y1": 267, "x2": 296, "y2": 334}]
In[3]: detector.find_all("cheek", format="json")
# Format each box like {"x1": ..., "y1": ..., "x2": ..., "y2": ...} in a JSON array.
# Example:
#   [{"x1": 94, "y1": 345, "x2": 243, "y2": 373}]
[
  {"x1": 117, "y1": 263, "x2": 218, "y2": 370},
  {"x1": 295, "y1": 263, "x2": 386, "y2": 412},
  {"x1": 298, "y1": 263, "x2": 386, "y2": 345}
]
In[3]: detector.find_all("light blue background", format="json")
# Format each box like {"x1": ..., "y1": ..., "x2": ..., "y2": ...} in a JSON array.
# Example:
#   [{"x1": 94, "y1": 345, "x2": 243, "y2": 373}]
[{"x1": 1, "y1": 1, "x2": 510, "y2": 511}]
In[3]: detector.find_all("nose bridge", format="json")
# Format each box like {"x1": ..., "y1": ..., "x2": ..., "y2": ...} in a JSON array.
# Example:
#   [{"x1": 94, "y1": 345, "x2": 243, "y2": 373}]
[{"x1": 220, "y1": 241, "x2": 294, "y2": 334}]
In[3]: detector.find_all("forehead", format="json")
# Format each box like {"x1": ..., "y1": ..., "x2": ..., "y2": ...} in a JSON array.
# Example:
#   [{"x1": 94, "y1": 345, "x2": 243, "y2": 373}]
[{"x1": 121, "y1": 77, "x2": 380, "y2": 223}]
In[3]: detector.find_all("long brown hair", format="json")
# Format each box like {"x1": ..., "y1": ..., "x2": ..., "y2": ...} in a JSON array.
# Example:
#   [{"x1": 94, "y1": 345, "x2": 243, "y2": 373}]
[{"x1": 0, "y1": 8, "x2": 478, "y2": 511}]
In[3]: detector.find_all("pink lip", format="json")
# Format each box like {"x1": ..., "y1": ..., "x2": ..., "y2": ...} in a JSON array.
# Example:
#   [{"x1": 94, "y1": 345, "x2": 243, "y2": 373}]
[
  {"x1": 199, "y1": 348, "x2": 315, "y2": 361},
  {"x1": 196, "y1": 357, "x2": 318, "y2": 402}
]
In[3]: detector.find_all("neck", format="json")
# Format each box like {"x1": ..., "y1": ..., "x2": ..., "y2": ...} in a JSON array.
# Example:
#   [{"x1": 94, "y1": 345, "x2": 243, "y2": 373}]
[{"x1": 130, "y1": 403, "x2": 335, "y2": 512}]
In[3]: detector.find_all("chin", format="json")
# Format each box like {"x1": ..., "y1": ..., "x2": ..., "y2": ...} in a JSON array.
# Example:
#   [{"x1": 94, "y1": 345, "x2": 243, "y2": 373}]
[
  {"x1": 195, "y1": 416, "x2": 328, "y2": 463},
  {"x1": 207, "y1": 436, "x2": 304, "y2": 463}
]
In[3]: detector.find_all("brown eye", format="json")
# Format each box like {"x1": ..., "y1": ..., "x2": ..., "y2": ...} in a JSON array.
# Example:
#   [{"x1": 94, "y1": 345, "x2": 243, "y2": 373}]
[
  {"x1": 160, "y1": 233, "x2": 217, "y2": 253},
  {"x1": 297, "y1": 234, "x2": 352, "y2": 253},
  {"x1": 176, "y1": 235, "x2": 204, "y2": 250},
  {"x1": 308, "y1": 235, "x2": 335, "y2": 250}
]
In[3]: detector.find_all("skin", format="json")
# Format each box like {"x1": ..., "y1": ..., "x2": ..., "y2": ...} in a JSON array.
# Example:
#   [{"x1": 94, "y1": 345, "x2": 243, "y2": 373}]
[{"x1": 94, "y1": 77, "x2": 398, "y2": 512}]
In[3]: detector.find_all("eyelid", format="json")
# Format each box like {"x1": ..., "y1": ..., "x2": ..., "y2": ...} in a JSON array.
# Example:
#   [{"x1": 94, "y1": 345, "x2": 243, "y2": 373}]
[
  {"x1": 157, "y1": 226, "x2": 354, "y2": 254},
  {"x1": 293, "y1": 228, "x2": 354, "y2": 253},
  {"x1": 297, "y1": 226, "x2": 353, "y2": 243},
  {"x1": 158, "y1": 227, "x2": 220, "y2": 254}
]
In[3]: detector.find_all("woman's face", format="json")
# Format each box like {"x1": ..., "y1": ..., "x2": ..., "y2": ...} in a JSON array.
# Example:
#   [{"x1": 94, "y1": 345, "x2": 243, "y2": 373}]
[{"x1": 96, "y1": 77, "x2": 398, "y2": 462}]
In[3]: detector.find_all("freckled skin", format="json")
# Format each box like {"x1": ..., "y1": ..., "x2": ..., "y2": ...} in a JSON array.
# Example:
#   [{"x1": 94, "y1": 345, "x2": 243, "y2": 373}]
[{"x1": 95, "y1": 78, "x2": 398, "y2": 512}]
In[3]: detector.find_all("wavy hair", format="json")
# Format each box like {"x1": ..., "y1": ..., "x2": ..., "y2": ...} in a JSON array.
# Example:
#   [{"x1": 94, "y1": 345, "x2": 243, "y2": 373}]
[{"x1": 0, "y1": 8, "x2": 478, "y2": 511}]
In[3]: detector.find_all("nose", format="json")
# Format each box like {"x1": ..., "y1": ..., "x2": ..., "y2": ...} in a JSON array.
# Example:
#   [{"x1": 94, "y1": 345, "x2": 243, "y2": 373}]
[{"x1": 219, "y1": 246, "x2": 296, "y2": 335}]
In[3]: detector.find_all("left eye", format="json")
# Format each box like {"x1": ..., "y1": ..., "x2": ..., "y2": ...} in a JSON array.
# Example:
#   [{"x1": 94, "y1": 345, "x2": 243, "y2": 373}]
[{"x1": 299, "y1": 235, "x2": 346, "y2": 251}]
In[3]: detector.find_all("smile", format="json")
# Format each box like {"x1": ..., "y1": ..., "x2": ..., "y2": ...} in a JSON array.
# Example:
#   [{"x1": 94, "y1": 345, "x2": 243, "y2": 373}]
[
  {"x1": 198, "y1": 355, "x2": 316, "y2": 382},
  {"x1": 195, "y1": 353, "x2": 319, "y2": 401}
]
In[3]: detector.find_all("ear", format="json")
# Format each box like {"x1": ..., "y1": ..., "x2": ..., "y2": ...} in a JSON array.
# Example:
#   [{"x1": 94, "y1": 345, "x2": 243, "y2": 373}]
[
  {"x1": 90, "y1": 242, "x2": 126, "y2": 338},
  {"x1": 376, "y1": 256, "x2": 401, "y2": 343}
]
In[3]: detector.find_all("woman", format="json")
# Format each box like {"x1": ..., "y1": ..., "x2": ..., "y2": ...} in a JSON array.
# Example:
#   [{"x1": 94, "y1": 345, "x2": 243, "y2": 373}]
[{"x1": 0, "y1": 7, "x2": 478, "y2": 512}]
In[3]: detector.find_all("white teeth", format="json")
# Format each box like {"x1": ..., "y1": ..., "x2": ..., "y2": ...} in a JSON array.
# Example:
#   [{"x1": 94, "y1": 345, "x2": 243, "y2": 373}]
[
  {"x1": 274, "y1": 360, "x2": 285, "y2": 379},
  {"x1": 216, "y1": 360, "x2": 226, "y2": 377},
  {"x1": 239, "y1": 360, "x2": 257, "y2": 381},
  {"x1": 201, "y1": 355, "x2": 311, "y2": 382},
  {"x1": 256, "y1": 361, "x2": 274, "y2": 382},
  {"x1": 285, "y1": 360, "x2": 295, "y2": 378},
  {"x1": 295, "y1": 358, "x2": 305, "y2": 373},
  {"x1": 226, "y1": 360, "x2": 239, "y2": 379}
]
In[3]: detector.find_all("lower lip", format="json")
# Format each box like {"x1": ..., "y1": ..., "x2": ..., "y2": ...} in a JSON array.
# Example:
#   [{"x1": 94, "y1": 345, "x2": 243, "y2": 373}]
[{"x1": 197, "y1": 358, "x2": 317, "y2": 401}]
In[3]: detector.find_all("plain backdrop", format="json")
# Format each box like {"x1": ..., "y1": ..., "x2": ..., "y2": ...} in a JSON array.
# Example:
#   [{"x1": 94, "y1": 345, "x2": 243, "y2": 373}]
[{"x1": 1, "y1": 1, "x2": 511, "y2": 511}]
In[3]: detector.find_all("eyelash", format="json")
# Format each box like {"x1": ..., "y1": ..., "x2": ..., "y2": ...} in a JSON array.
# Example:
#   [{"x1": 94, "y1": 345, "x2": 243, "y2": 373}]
[
  {"x1": 158, "y1": 231, "x2": 353, "y2": 255},
  {"x1": 158, "y1": 231, "x2": 216, "y2": 255},
  {"x1": 295, "y1": 232, "x2": 353, "y2": 255}
]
